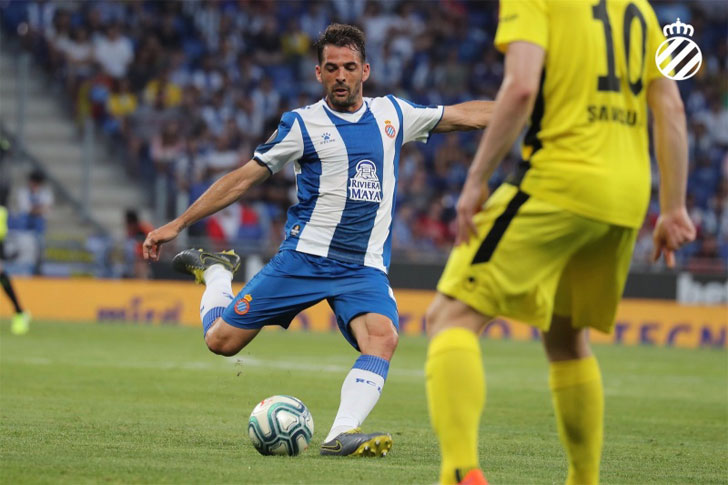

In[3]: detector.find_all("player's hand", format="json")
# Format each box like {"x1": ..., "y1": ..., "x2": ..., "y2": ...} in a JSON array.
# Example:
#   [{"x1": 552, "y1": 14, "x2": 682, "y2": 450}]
[
  {"x1": 455, "y1": 177, "x2": 489, "y2": 246},
  {"x1": 142, "y1": 220, "x2": 182, "y2": 261},
  {"x1": 651, "y1": 208, "x2": 696, "y2": 268}
]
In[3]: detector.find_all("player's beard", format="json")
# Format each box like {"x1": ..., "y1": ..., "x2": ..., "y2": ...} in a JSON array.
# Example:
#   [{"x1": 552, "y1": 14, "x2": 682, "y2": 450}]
[{"x1": 327, "y1": 82, "x2": 361, "y2": 111}]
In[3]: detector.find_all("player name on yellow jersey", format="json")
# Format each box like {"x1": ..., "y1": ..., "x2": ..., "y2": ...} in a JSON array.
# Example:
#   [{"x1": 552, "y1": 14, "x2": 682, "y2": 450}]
[{"x1": 587, "y1": 104, "x2": 638, "y2": 126}]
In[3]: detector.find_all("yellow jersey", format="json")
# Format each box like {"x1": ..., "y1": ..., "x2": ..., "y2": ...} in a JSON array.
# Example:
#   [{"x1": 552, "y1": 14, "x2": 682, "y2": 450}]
[{"x1": 495, "y1": 0, "x2": 667, "y2": 228}]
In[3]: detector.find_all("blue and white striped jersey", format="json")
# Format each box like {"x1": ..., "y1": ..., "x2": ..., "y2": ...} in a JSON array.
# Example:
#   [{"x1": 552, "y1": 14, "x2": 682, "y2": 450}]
[{"x1": 253, "y1": 96, "x2": 443, "y2": 273}]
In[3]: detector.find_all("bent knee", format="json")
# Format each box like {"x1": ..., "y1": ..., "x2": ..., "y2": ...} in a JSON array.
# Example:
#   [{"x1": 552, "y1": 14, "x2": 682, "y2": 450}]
[
  {"x1": 425, "y1": 301, "x2": 446, "y2": 338},
  {"x1": 425, "y1": 293, "x2": 490, "y2": 338},
  {"x1": 204, "y1": 333, "x2": 242, "y2": 357},
  {"x1": 381, "y1": 326, "x2": 399, "y2": 351},
  {"x1": 360, "y1": 323, "x2": 399, "y2": 360},
  {"x1": 368, "y1": 324, "x2": 399, "y2": 350}
]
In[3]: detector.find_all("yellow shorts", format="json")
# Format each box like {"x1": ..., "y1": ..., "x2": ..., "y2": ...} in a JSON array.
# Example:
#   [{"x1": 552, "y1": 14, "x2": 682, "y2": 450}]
[{"x1": 437, "y1": 184, "x2": 638, "y2": 333}]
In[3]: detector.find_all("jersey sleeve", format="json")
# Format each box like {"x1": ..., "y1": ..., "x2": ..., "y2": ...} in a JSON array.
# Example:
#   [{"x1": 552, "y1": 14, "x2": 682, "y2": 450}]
[
  {"x1": 253, "y1": 111, "x2": 304, "y2": 174},
  {"x1": 494, "y1": 0, "x2": 548, "y2": 53},
  {"x1": 393, "y1": 97, "x2": 444, "y2": 144}
]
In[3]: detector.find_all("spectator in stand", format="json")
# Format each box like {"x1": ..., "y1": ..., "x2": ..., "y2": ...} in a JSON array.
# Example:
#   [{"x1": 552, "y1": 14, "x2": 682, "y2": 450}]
[
  {"x1": 433, "y1": 50, "x2": 470, "y2": 101},
  {"x1": 202, "y1": 89, "x2": 234, "y2": 137},
  {"x1": 690, "y1": 153, "x2": 721, "y2": 208},
  {"x1": 16, "y1": 170, "x2": 53, "y2": 234},
  {"x1": 392, "y1": 203, "x2": 416, "y2": 252},
  {"x1": 15, "y1": 170, "x2": 53, "y2": 274},
  {"x1": 126, "y1": 34, "x2": 163, "y2": 93},
  {"x1": 688, "y1": 235, "x2": 724, "y2": 272},
  {"x1": 202, "y1": 132, "x2": 241, "y2": 182},
  {"x1": 26, "y1": 0, "x2": 55, "y2": 43},
  {"x1": 696, "y1": 93, "x2": 728, "y2": 149},
  {"x1": 231, "y1": 54, "x2": 264, "y2": 89},
  {"x1": 433, "y1": 133, "x2": 468, "y2": 189},
  {"x1": 361, "y1": 1, "x2": 394, "y2": 58},
  {"x1": 157, "y1": 13, "x2": 182, "y2": 51},
  {"x1": 44, "y1": 8, "x2": 72, "y2": 72},
  {"x1": 252, "y1": 16, "x2": 283, "y2": 66},
  {"x1": 56, "y1": 26, "x2": 94, "y2": 96},
  {"x1": 281, "y1": 19, "x2": 310, "y2": 60},
  {"x1": 143, "y1": 67, "x2": 183, "y2": 109},
  {"x1": 168, "y1": 49, "x2": 191, "y2": 87},
  {"x1": 175, "y1": 86, "x2": 207, "y2": 138},
  {"x1": 128, "y1": 91, "x2": 175, "y2": 167},
  {"x1": 94, "y1": 22, "x2": 134, "y2": 79},
  {"x1": 174, "y1": 137, "x2": 207, "y2": 195},
  {"x1": 234, "y1": 94, "x2": 264, "y2": 141},
  {"x1": 251, "y1": 76, "x2": 280, "y2": 125},
  {"x1": 415, "y1": 199, "x2": 451, "y2": 251},
  {"x1": 150, "y1": 120, "x2": 185, "y2": 175},
  {"x1": 300, "y1": 1, "x2": 330, "y2": 40},
  {"x1": 124, "y1": 209, "x2": 154, "y2": 279},
  {"x1": 192, "y1": 56, "x2": 224, "y2": 100},
  {"x1": 105, "y1": 77, "x2": 138, "y2": 138}
]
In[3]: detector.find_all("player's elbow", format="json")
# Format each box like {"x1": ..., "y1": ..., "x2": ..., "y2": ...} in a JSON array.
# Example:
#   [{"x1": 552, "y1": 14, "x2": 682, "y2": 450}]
[
  {"x1": 504, "y1": 77, "x2": 539, "y2": 106},
  {"x1": 665, "y1": 96, "x2": 686, "y2": 120}
]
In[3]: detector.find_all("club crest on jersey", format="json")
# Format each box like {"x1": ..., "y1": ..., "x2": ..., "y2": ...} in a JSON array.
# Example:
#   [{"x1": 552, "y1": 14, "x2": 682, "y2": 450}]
[
  {"x1": 234, "y1": 294, "x2": 253, "y2": 315},
  {"x1": 348, "y1": 160, "x2": 382, "y2": 202},
  {"x1": 290, "y1": 224, "x2": 301, "y2": 237},
  {"x1": 383, "y1": 120, "x2": 396, "y2": 138}
]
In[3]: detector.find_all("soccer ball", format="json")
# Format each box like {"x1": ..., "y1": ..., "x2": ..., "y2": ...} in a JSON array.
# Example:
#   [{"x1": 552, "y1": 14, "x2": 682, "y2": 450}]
[{"x1": 248, "y1": 395, "x2": 314, "y2": 456}]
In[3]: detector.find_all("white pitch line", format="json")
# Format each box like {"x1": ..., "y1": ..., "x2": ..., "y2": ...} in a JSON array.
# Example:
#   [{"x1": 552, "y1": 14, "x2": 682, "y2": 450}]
[
  {"x1": 230, "y1": 356, "x2": 425, "y2": 378},
  {"x1": 5, "y1": 355, "x2": 425, "y2": 378}
]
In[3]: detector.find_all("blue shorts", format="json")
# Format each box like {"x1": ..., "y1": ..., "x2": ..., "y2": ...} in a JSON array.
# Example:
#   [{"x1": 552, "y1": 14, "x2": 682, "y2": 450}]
[{"x1": 221, "y1": 250, "x2": 399, "y2": 350}]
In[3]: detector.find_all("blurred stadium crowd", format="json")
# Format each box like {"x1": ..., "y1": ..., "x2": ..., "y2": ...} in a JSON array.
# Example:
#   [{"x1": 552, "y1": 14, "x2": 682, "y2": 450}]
[{"x1": 1, "y1": 0, "x2": 726, "y2": 274}]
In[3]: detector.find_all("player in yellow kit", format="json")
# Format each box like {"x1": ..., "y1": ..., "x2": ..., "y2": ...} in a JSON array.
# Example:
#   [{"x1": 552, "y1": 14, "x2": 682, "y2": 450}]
[
  {"x1": 0, "y1": 185, "x2": 30, "y2": 335},
  {"x1": 424, "y1": 1, "x2": 696, "y2": 484}
]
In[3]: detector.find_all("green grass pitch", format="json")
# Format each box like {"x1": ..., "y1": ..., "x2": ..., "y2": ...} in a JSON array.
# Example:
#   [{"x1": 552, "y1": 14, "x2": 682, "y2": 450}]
[{"x1": 1, "y1": 321, "x2": 726, "y2": 484}]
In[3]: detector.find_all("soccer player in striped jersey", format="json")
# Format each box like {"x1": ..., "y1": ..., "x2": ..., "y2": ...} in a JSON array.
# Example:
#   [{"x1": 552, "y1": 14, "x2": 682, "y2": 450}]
[
  {"x1": 143, "y1": 24, "x2": 493, "y2": 457},
  {"x1": 424, "y1": 1, "x2": 696, "y2": 483}
]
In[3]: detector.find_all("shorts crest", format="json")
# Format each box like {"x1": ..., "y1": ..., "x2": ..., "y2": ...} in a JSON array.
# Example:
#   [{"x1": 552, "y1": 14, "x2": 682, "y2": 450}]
[{"x1": 234, "y1": 294, "x2": 253, "y2": 315}]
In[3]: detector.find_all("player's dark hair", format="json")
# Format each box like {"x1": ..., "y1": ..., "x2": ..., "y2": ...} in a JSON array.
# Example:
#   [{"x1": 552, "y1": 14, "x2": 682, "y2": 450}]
[
  {"x1": 29, "y1": 169, "x2": 45, "y2": 184},
  {"x1": 315, "y1": 24, "x2": 366, "y2": 64},
  {"x1": 125, "y1": 209, "x2": 139, "y2": 225}
]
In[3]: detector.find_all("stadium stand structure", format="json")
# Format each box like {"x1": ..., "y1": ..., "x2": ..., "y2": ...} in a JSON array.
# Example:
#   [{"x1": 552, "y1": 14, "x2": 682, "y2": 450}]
[{"x1": 0, "y1": 43, "x2": 145, "y2": 240}]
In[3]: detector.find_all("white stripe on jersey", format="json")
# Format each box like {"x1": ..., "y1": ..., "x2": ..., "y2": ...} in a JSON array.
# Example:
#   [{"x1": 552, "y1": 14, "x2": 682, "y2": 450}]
[
  {"x1": 295, "y1": 103, "x2": 349, "y2": 257},
  {"x1": 364, "y1": 98, "x2": 399, "y2": 270}
]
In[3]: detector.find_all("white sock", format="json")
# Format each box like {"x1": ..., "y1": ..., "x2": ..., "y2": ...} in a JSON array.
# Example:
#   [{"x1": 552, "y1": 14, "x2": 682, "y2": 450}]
[
  {"x1": 325, "y1": 354, "x2": 389, "y2": 442},
  {"x1": 199, "y1": 264, "x2": 234, "y2": 335}
]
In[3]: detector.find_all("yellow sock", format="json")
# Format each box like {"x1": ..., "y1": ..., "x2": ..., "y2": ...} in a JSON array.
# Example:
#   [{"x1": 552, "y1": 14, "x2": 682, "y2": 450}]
[
  {"x1": 426, "y1": 328, "x2": 485, "y2": 485},
  {"x1": 549, "y1": 356, "x2": 603, "y2": 485}
]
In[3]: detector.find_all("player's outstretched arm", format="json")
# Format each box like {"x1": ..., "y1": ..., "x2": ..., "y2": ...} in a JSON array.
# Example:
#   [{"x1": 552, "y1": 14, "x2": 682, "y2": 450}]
[
  {"x1": 647, "y1": 78, "x2": 696, "y2": 267},
  {"x1": 455, "y1": 41, "x2": 544, "y2": 245},
  {"x1": 142, "y1": 160, "x2": 270, "y2": 261},
  {"x1": 433, "y1": 100, "x2": 495, "y2": 132}
]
